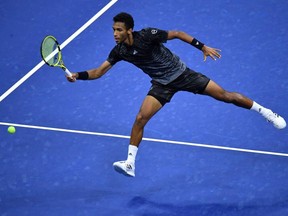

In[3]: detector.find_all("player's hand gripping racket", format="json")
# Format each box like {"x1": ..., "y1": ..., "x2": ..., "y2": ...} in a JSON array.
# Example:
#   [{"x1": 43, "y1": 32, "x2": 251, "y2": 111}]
[{"x1": 40, "y1": 35, "x2": 72, "y2": 77}]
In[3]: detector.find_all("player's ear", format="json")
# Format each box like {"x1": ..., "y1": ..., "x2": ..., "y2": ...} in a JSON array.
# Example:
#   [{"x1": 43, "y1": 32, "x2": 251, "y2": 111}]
[{"x1": 127, "y1": 28, "x2": 133, "y2": 35}]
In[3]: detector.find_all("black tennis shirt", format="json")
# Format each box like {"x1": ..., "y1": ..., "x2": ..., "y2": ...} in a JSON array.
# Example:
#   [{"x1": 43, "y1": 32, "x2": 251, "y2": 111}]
[{"x1": 107, "y1": 28, "x2": 187, "y2": 85}]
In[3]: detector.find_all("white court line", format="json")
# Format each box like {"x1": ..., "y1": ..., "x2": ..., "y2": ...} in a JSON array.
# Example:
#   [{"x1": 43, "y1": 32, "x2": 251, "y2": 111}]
[
  {"x1": 0, "y1": 0, "x2": 118, "y2": 103},
  {"x1": 1, "y1": 121, "x2": 288, "y2": 157}
]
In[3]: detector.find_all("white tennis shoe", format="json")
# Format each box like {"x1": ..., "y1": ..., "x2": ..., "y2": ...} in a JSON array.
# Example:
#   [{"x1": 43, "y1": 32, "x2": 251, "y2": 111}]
[
  {"x1": 261, "y1": 109, "x2": 286, "y2": 129},
  {"x1": 113, "y1": 160, "x2": 135, "y2": 177}
]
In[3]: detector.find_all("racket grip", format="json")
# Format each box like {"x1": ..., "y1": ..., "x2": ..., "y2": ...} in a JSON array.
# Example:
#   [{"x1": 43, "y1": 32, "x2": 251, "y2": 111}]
[{"x1": 64, "y1": 68, "x2": 72, "y2": 77}]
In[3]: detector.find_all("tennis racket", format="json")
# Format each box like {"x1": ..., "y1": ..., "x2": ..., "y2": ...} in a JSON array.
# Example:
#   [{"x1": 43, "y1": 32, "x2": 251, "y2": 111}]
[{"x1": 40, "y1": 35, "x2": 72, "y2": 77}]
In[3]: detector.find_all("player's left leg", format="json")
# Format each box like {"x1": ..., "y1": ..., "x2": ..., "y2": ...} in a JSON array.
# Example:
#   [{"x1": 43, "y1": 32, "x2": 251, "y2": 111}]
[
  {"x1": 202, "y1": 80, "x2": 286, "y2": 129},
  {"x1": 202, "y1": 80, "x2": 253, "y2": 108}
]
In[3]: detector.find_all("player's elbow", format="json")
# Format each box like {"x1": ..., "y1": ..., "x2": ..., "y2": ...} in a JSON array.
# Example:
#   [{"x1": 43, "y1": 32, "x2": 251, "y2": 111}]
[{"x1": 168, "y1": 30, "x2": 185, "y2": 40}]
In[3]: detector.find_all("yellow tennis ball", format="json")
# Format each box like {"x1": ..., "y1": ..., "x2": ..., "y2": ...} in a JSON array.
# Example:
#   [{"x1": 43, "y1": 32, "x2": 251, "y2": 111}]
[{"x1": 8, "y1": 126, "x2": 16, "y2": 134}]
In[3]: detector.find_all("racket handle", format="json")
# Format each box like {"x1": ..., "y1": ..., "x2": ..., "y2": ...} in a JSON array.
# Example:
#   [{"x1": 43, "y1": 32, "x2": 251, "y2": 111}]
[{"x1": 64, "y1": 68, "x2": 72, "y2": 77}]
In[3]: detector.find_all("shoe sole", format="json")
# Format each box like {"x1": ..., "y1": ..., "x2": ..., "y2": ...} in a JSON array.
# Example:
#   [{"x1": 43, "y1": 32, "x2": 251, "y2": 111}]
[{"x1": 113, "y1": 165, "x2": 135, "y2": 177}]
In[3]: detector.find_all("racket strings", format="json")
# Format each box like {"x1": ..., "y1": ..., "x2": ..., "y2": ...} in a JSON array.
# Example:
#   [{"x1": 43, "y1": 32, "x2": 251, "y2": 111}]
[{"x1": 41, "y1": 37, "x2": 61, "y2": 66}]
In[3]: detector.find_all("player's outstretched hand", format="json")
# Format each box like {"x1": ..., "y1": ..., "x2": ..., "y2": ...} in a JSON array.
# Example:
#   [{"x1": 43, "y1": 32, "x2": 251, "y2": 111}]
[
  {"x1": 202, "y1": 45, "x2": 221, "y2": 61},
  {"x1": 66, "y1": 73, "x2": 77, "y2": 82}
]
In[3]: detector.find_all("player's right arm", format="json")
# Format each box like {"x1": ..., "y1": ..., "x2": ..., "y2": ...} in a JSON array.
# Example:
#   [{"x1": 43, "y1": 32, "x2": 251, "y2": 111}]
[{"x1": 67, "y1": 60, "x2": 112, "y2": 82}]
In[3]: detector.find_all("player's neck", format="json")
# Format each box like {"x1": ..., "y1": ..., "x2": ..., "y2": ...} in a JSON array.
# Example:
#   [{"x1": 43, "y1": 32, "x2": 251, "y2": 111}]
[{"x1": 124, "y1": 34, "x2": 134, "y2": 46}]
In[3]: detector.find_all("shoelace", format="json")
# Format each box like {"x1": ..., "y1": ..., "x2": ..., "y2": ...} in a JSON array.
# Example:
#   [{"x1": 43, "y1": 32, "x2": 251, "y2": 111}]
[{"x1": 265, "y1": 111, "x2": 279, "y2": 123}]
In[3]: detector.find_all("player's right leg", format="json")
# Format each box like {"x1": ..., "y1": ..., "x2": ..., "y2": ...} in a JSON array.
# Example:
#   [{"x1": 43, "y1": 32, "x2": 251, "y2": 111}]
[
  {"x1": 129, "y1": 95, "x2": 163, "y2": 147},
  {"x1": 113, "y1": 95, "x2": 163, "y2": 177}
]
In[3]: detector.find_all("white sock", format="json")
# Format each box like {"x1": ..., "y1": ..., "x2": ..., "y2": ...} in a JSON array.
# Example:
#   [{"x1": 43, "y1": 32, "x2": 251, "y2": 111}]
[
  {"x1": 250, "y1": 101, "x2": 268, "y2": 113},
  {"x1": 127, "y1": 145, "x2": 138, "y2": 164}
]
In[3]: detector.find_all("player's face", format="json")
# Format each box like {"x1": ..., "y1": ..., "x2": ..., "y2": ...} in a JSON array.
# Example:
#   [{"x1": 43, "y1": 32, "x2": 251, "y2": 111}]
[{"x1": 112, "y1": 22, "x2": 132, "y2": 44}]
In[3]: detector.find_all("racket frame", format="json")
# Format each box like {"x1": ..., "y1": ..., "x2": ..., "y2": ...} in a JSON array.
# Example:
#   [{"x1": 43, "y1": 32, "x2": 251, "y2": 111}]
[{"x1": 40, "y1": 35, "x2": 72, "y2": 77}]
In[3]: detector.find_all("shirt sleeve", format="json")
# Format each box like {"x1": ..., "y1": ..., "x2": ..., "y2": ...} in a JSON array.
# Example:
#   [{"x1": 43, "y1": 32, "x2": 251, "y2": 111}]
[
  {"x1": 106, "y1": 46, "x2": 122, "y2": 65},
  {"x1": 142, "y1": 28, "x2": 168, "y2": 43}
]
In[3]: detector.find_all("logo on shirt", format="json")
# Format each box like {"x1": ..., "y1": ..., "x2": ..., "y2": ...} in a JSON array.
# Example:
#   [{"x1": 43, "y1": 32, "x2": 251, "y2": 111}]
[
  {"x1": 151, "y1": 29, "x2": 158, "y2": 34},
  {"x1": 133, "y1": 50, "x2": 138, "y2": 55}
]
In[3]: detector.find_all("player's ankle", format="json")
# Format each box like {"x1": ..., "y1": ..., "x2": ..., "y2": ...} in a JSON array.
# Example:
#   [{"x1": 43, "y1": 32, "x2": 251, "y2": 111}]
[{"x1": 250, "y1": 101, "x2": 265, "y2": 113}]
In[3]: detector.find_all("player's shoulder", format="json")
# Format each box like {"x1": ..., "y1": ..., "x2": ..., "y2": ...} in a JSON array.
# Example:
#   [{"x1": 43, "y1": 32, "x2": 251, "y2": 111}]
[
  {"x1": 138, "y1": 27, "x2": 163, "y2": 35},
  {"x1": 109, "y1": 43, "x2": 123, "y2": 56},
  {"x1": 135, "y1": 28, "x2": 166, "y2": 42}
]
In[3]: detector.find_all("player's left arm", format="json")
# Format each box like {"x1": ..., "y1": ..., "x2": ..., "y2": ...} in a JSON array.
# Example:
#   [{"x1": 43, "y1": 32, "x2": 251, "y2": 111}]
[{"x1": 167, "y1": 30, "x2": 221, "y2": 61}]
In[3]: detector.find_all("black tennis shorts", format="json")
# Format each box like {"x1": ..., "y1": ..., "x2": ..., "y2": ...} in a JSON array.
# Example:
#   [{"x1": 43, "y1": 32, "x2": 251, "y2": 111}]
[{"x1": 147, "y1": 68, "x2": 210, "y2": 106}]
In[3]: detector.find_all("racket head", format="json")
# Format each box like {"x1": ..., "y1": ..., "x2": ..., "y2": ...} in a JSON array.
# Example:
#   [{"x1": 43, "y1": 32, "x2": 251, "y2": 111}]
[{"x1": 40, "y1": 35, "x2": 62, "y2": 67}]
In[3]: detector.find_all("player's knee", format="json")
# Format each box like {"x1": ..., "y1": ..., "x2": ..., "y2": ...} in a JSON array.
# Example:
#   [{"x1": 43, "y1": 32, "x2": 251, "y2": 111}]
[
  {"x1": 222, "y1": 91, "x2": 242, "y2": 103},
  {"x1": 135, "y1": 113, "x2": 146, "y2": 125},
  {"x1": 222, "y1": 91, "x2": 233, "y2": 102},
  {"x1": 135, "y1": 112, "x2": 149, "y2": 127}
]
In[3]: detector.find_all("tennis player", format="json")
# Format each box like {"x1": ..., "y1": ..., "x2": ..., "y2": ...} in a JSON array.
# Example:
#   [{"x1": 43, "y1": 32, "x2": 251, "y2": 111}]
[{"x1": 67, "y1": 12, "x2": 286, "y2": 177}]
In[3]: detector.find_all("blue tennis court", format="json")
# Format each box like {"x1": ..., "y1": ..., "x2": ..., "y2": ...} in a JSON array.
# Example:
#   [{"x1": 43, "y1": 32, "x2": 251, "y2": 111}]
[{"x1": 1, "y1": 0, "x2": 288, "y2": 215}]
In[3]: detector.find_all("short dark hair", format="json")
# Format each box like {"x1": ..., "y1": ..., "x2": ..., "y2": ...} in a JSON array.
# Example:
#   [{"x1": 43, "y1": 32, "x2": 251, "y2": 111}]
[{"x1": 113, "y1": 12, "x2": 134, "y2": 30}]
